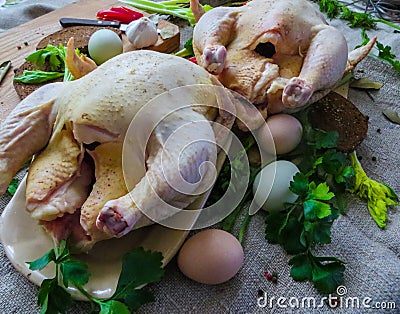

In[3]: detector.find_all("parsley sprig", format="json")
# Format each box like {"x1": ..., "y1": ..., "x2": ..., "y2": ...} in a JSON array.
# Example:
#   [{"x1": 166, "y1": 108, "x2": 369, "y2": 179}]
[
  {"x1": 360, "y1": 29, "x2": 400, "y2": 74},
  {"x1": 265, "y1": 112, "x2": 354, "y2": 293},
  {"x1": 315, "y1": 0, "x2": 400, "y2": 30},
  {"x1": 28, "y1": 240, "x2": 164, "y2": 314},
  {"x1": 206, "y1": 134, "x2": 260, "y2": 243}
]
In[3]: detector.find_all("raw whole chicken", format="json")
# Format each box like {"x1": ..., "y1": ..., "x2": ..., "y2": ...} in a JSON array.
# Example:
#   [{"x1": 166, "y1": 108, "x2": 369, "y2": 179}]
[
  {"x1": 0, "y1": 50, "x2": 239, "y2": 251},
  {"x1": 191, "y1": 0, "x2": 376, "y2": 117}
]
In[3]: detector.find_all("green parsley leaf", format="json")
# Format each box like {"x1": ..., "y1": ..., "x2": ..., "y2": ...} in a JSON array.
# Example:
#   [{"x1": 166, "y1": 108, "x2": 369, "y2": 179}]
[
  {"x1": 290, "y1": 172, "x2": 309, "y2": 196},
  {"x1": 314, "y1": 130, "x2": 339, "y2": 149},
  {"x1": 289, "y1": 253, "x2": 345, "y2": 293},
  {"x1": 315, "y1": 0, "x2": 376, "y2": 29},
  {"x1": 304, "y1": 199, "x2": 332, "y2": 220},
  {"x1": 7, "y1": 178, "x2": 19, "y2": 195},
  {"x1": 265, "y1": 211, "x2": 286, "y2": 244},
  {"x1": 375, "y1": 41, "x2": 400, "y2": 74},
  {"x1": 340, "y1": 7, "x2": 376, "y2": 28},
  {"x1": 116, "y1": 248, "x2": 164, "y2": 290},
  {"x1": 112, "y1": 248, "x2": 164, "y2": 311},
  {"x1": 38, "y1": 279, "x2": 54, "y2": 308},
  {"x1": 266, "y1": 109, "x2": 357, "y2": 294},
  {"x1": 221, "y1": 205, "x2": 242, "y2": 232},
  {"x1": 60, "y1": 259, "x2": 91, "y2": 288},
  {"x1": 99, "y1": 300, "x2": 131, "y2": 314},
  {"x1": 119, "y1": 289, "x2": 155, "y2": 312},
  {"x1": 376, "y1": 41, "x2": 395, "y2": 60},
  {"x1": 13, "y1": 70, "x2": 64, "y2": 84},
  {"x1": 38, "y1": 278, "x2": 73, "y2": 314},
  {"x1": 312, "y1": 258, "x2": 345, "y2": 293},
  {"x1": 304, "y1": 220, "x2": 332, "y2": 244},
  {"x1": 281, "y1": 217, "x2": 308, "y2": 254},
  {"x1": 28, "y1": 249, "x2": 56, "y2": 271},
  {"x1": 308, "y1": 182, "x2": 334, "y2": 201},
  {"x1": 289, "y1": 253, "x2": 313, "y2": 281}
]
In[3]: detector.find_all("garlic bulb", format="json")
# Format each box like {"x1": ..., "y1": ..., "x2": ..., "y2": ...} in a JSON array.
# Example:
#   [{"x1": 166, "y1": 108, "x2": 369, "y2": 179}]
[{"x1": 126, "y1": 17, "x2": 158, "y2": 49}]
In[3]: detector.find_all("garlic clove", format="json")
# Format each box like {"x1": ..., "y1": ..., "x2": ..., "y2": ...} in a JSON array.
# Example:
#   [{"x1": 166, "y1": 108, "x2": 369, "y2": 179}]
[{"x1": 126, "y1": 17, "x2": 159, "y2": 49}]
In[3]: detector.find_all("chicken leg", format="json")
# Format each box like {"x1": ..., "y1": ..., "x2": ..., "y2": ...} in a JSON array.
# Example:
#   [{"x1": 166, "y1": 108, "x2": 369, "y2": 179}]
[{"x1": 97, "y1": 107, "x2": 218, "y2": 237}]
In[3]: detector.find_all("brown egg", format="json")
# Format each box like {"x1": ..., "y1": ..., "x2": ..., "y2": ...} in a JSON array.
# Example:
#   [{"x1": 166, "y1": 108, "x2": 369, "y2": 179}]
[
  {"x1": 177, "y1": 229, "x2": 244, "y2": 285},
  {"x1": 257, "y1": 113, "x2": 303, "y2": 155}
]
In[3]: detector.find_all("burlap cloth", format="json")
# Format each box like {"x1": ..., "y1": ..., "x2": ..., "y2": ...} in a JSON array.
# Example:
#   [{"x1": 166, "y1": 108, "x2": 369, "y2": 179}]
[{"x1": 0, "y1": 1, "x2": 399, "y2": 313}]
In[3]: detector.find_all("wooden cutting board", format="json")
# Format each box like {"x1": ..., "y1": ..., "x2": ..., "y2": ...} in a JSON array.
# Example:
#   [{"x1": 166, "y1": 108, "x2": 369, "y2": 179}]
[{"x1": 0, "y1": 0, "x2": 180, "y2": 120}]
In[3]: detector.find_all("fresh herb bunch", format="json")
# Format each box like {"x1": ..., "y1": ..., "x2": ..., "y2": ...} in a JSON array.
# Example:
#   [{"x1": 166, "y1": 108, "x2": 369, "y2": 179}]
[
  {"x1": 28, "y1": 240, "x2": 165, "y2": 314},
  {"x1": 14, "y1": 44, "x2": 76, "y2": 84},
  {"x1": 206, "y1": 133, "x2": 260, "y2": 243},
  {"x1": 360, "y1": 29, "x2": 400, "y2": 74},
  {"x1": 265, "y1": 111, "x2": 354, "y2": 293},
  {"x1": 314, "y1": 0, "x2": 400, "y2": 30}
]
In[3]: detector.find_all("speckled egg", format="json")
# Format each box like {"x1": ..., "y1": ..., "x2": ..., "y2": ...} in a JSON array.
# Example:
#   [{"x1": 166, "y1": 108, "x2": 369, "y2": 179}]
[{"x1": 177, "y1": 229, "x2": 244, "y2": 285}]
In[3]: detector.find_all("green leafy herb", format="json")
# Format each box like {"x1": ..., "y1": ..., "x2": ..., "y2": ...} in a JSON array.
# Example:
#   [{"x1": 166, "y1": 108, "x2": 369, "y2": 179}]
[
  {"x1": 206, "y1": 134, "x2": 259, "y2": 243},
  {"x1": 360, "y1": 29, "x2": 400, "y2": 74},
  {"x1": 349, "y1": 151, "x2": 399, "y2": 228},
  {"x1": 289, "y1": 253, "x2": 345, "y2": 294},
  {"x1": 28, "y1": 241, "x2": 164, "y2": 314},
  {"x1": 174, "y1": 38, "x2": 195, "y2": 58},
  {"x1": 7, "y1": 177, "x2": 20, "y2": 195},
  {"x1": 375, "y1": 42, "x2": 400, "y2": 74},
  {"x1": 14, "y1": 44, "x2": 76, "y2": 84},
  {"x1": 119, "y1": 0, "x2": 213, "y2": 25},
  {"x1": 264, "y1": 111, "x2": 354, "y2": 293},
  {"x1": 314, "y1": 0, "x2": 400, "y2": 30}
]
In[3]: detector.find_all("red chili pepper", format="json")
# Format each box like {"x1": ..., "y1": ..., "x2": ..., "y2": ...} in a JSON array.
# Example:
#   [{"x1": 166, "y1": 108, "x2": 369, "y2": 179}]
[
  {"x1": 97, "y1": 6, "x2": 143, "y2": 24},
  {"x1": 188, "y1": 57, "x2": 197, "y2": 64}
]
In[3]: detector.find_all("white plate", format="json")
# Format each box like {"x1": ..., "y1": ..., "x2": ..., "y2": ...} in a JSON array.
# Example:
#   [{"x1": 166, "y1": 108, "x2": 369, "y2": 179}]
[{"x1": 0, "y1": 175, "x2": 190, "y2": 300}]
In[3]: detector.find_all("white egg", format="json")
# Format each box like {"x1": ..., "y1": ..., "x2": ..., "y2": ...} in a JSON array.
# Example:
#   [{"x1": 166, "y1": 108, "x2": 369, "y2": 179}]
[
  {"x1": 252, "y1": 160, "x2": 299, "y2": 212},
  {"x1": 88, "y1": 29, "x2": 123, "y2": 65}
]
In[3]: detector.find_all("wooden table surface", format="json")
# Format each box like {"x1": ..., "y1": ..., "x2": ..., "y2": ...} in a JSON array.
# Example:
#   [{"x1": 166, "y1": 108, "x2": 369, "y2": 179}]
[{"x1": 0, "y1": 0, "x2": 180, "y2": 120}]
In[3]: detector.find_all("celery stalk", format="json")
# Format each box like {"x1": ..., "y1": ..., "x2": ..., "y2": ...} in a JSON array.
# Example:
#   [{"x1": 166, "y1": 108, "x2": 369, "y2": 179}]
[
  {"x1": 349, "y1": 151, "x2": 399, "y2": 228},
  {"x1": 119, "y1": 0, "x2": 213, "y2": 25}
]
